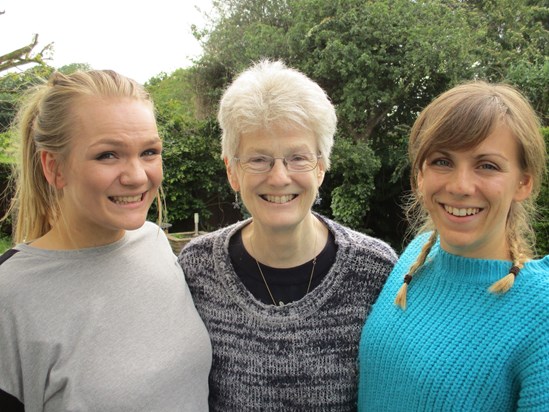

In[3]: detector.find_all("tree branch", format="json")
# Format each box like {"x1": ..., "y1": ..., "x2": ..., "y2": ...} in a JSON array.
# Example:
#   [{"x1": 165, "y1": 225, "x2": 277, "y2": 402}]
[{"x1": 0, "y1": 33, "x2": 53, "y2": 73}]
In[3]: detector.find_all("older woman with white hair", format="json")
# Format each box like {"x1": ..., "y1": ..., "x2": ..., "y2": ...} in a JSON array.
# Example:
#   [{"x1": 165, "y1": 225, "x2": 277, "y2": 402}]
[{"x1": 178, "y1": 60, "x2": 397, "y2": 411}]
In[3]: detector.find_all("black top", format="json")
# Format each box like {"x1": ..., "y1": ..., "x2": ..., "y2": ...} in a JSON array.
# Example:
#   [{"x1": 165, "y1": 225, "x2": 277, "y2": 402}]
[{"x1": 229, "y1": 229, "x2": 337, "y2": 305}]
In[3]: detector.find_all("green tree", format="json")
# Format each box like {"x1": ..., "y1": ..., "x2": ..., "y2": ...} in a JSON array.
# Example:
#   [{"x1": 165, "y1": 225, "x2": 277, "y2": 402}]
[
  {"x1": 533, "y1": 127, "x2": 549, "y2": 255},
  {"x1": 161, "y1": 0, "x2": 549, "y2": 246}
]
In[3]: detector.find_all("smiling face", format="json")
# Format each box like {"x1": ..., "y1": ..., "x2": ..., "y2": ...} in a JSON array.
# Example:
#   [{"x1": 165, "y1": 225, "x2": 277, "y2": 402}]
[
  {"x1": 226, "y1": 125, "x2": 325, "y2": 233},
  {"x1": 47, "y1": 97, "x2": 162, "y2": 246},
  {"x1": 417, "y1": 123, "x2": 532, "y2": 259}
]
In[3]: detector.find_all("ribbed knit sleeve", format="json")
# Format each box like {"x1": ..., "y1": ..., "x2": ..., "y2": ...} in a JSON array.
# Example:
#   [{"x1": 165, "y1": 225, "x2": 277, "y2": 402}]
[
  {"x1": 358, "y1": 233, "x2": 549, "y2": 411},
  {"x1": 179, "y1": 214, "x2": 397, "y2": 411}
]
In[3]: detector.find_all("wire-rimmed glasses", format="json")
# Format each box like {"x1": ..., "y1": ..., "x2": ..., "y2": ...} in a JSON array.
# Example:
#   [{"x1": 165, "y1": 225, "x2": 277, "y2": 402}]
[{"x1": 234, "y1": 153, "x2": 322, "y2": 174}]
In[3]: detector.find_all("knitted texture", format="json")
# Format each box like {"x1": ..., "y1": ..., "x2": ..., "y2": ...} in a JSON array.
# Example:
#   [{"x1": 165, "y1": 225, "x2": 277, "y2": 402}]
[
  {"x1": 179, "y1": 214, "x2": 397, "y2": 411},
  {"x1": 358, "y1": 232, "x2": 549, "y2": 411}
]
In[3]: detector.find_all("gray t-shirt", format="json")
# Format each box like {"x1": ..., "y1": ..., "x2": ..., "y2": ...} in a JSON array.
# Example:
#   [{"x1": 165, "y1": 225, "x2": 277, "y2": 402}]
[{"x1": 0, "y1": 221, "x2": 211, "y2": 411}]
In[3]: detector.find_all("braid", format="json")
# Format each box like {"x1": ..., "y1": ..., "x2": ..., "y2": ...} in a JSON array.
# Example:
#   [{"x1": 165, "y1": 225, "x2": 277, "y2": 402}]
[
  {"x1": 395, "y1": 231, "x2": 438, "y2": 310},
  {"x1": 488, "y1": 234, "x2": 526, "y2": 294}
]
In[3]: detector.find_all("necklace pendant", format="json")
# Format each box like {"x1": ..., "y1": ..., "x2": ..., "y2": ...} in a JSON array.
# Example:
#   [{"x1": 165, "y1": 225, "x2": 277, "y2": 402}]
[{"x1": 278, "y1": 301, "x2": 285, "y2": 307}]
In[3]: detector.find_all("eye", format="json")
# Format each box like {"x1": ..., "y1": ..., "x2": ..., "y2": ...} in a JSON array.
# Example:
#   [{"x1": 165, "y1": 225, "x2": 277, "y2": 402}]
[
  {"x1": 142, "y1": 148, "x2": 161, "y2": 157},
  {"x1": 288, "y1": 153, "x2": 311, "y2": 162},
  {"x1": 430, "y1": 158, "x2": 451, "y2": 167},
  {"x1": 96, "y1": 152, "x2": 116, "y2": 160},
  {"x1": 247, "y1": 155, "x2": 271, "y2": 164},
  {"x1": 478, "y1": 162, "x2": 498, "y2": 171}
]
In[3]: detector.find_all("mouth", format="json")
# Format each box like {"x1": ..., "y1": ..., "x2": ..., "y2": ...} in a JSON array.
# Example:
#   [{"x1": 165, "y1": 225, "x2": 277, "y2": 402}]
[
  {"x1": 261, "y1": 194, "x2": 297, "y2": 204},
  {"x1": 443, "y1": 204, "x2": 482, "y2": 217},
  {"x1": 109, "y1": 193, "x2": 144, "y2": 205}
]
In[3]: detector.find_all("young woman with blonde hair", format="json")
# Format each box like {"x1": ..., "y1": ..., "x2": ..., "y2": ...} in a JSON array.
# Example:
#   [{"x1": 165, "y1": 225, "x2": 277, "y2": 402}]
[
  {"x1": 358, "y1": 81, "x2": 548, "y2": 411},
  {"x1": 0, "y1": 70, "x2": 211, "y2": 411}
]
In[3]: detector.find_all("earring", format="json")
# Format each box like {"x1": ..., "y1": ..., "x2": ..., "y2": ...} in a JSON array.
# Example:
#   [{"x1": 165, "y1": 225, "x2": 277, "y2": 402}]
[
  {"x1": 314, "y1": 192, "x2": 322, "y2": 206},
  {"x1": 232, "y1": 192, "x2": 240, "y2": 209}
]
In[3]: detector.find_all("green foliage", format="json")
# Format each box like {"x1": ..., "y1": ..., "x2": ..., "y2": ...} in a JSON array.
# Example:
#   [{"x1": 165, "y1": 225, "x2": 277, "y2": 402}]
[
  {"x1": 158, "y1": 116, "x2": 232, "y2": 229},
  {"x1": 299, "y1": 0, "x2": 479, "y2": 141},
  {"x1": 0, "y1": 233, "x2": 12, "y2": 254},
  {"x1": 147, "y1": 69, "x2": 234, "y2": 229},
  {"x1": 324, "y1": 136, "x2": 380, "y2": 232},
  {"x1": 57, "y1": 63, "x2": 92, "y2": 74},
  {"x1": 533, "y1": 127, "x2": 549, "y2": 255},
  {"x1": 146, "y1": 68, "x2": 199, "y2": 122},
  {"x1": 506, "y1": 59, "x2": 549, "y2": 124},
  {"x1": 187, "y1": 0, "x2": 548, "y2": 245},
  {"x1": 0, "y1": 65, "x2": 54, "y2": 133},
  {"x1": 0, "y1": 129, "x2": 16, "y2": 164}
]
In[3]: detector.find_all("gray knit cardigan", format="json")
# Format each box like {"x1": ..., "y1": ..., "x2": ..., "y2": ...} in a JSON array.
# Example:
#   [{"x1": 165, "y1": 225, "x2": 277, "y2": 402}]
[{"x1": 178, "y1": 214, "x2": 397, "y2": 411}]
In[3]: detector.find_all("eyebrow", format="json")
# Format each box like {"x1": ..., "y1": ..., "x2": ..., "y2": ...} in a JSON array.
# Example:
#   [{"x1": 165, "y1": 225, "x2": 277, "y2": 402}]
[
  {"x1": 430, "y1": 149, "x2": 510, "y2": 162},
  {"x1": 245, "y1": 145, "x2": 313, "y2": 154},
  {"x1": 90, "y1": 136, "x2": 162, "y2": 148}
]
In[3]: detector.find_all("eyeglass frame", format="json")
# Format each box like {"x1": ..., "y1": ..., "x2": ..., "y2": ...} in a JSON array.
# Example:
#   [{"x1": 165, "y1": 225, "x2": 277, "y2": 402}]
[{"x1": 232, "y1": 153, "x2": 322, "y2": 174}]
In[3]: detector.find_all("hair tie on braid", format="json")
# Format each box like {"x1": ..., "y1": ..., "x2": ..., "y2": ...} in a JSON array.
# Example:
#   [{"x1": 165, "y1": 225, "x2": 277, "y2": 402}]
[
  {"x1": 508, "y1": 265, "x2": 520, "y2": 276},
  {"x1": 394, "y1": 231, "x2": 438, "y2": 310},
  {"x1": 488, "y1": 264, "x2": 521, "y2": 294},
  {"x1": 394, "y1": 274, "x2": 412, "y2": 310}
]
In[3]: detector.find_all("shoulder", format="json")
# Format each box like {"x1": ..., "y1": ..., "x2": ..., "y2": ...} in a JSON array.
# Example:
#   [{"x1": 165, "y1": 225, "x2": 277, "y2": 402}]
[
  {"x1": 128, "y1": 221, "x2": 170, "y2": 244},
  {"x1": 0, "y1": 248, "x2": 19, "y2": 267},
  {"x1": 520, "y1": 255, "x2": 549, "y2": 304},
  {"x1": 139, "y1": 220, "x2": 164, "y2": 236},
  {"x1": 317, "y1": 214, "x2": 398, "y2": 264}
]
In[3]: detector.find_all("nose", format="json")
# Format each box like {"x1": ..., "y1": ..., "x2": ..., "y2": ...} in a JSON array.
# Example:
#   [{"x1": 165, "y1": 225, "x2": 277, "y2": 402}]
[
  {"x1": 120, "y1": 158, "x2": 148, "y2": 186},
  {"x1": 447, "y1": 167, "x2": 475, "y2": 196},
  {"x1": 266, "y1": 158, "x2": 292, "y2": 184}
]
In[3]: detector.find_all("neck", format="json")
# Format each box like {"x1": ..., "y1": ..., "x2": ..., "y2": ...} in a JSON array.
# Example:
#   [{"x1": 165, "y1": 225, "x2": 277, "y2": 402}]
[
  {"x1": 244, "y1": 214, "x2": 325, "y2": 268},
  {"x1": 31, "y1": 223, "x2": 125, "y2": 250}
]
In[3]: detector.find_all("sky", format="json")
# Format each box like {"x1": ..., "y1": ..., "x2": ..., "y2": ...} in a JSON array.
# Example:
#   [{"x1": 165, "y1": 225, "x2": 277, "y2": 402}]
[{"x1": 1, "y1": 0, "x2": 212, "y2": 83}]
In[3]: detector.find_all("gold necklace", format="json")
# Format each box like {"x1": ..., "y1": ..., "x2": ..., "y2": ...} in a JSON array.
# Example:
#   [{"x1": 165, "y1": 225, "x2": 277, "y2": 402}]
[{"x1": 250, "y1": 225, "x2": 318, "y2": 307}]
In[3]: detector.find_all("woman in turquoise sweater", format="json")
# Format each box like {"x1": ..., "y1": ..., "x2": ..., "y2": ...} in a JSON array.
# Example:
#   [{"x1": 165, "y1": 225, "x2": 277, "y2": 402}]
[{"x1": 358, "y1": 81, "x2": 548, "y2": 411}]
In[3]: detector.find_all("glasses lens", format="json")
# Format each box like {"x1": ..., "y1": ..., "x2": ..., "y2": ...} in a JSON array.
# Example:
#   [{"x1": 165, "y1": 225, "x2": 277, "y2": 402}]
[
  {"x1": 286, "y1": 153, "x2": 317, "y2": 172},
  {"x1": 240, "y1": 155, "x2": 272, "y2": 173},
  {"x1": 237, "y1": 153, "x2": 319, "y2": 173}
]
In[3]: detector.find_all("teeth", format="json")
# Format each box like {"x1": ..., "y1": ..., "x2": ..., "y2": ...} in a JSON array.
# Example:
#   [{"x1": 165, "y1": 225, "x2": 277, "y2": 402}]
[
  {"x1": 444, "y1": 205, "x2": 480, "y2": 217},
  {"x1": 263, "y1": 194, "x2": 296, "y2": 204},
  {"x1": 110, "y1": 195, "x2": 142, "y2": 204}
]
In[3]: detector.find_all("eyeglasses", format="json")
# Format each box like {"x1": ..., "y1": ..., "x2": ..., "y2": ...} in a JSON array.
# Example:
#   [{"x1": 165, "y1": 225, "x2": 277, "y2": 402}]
[{"x1": 234, "y1": 153, "x2": 322, "y2": 174}]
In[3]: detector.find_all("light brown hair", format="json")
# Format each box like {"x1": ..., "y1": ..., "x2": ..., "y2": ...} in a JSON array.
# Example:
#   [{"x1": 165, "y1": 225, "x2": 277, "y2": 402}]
[{"x1": 395, "y1": 81, "x2": 547, "y2": 309}]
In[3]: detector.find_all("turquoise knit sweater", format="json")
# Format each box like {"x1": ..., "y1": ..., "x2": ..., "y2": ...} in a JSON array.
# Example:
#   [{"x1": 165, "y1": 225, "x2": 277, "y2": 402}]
[{"x1": 358, "y1": 232, "x2": 549, "y2": 411}]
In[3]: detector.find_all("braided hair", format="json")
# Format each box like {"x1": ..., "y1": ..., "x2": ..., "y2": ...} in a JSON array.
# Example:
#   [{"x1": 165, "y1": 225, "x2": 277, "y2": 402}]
[{"x1": 395, "y1": 81, "x2": 546, "y2": 309}]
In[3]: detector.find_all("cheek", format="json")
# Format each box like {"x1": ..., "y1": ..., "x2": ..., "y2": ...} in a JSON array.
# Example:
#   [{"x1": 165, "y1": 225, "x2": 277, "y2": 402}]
[{"x1": 148, "y1": 161, "x2": 164, "y2": 187}]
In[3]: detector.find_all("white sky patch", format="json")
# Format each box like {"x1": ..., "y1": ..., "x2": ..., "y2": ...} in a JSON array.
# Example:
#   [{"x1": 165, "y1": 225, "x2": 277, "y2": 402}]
[{"x1": 1, "y1": 0, "x2": 212, "y2": 83}]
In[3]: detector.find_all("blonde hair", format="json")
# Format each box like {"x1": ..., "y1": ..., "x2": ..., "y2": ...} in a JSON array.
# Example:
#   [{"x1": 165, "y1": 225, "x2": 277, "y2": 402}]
[
  {"x1": 395, "y1": 81, "x2": 547, "y2": 309},
  {"x1": 218, "y1": 59, "x2": 337, "y2": 169},
  {"x1": 3, "y1": 70, "x2": 164, "y2": 244}
]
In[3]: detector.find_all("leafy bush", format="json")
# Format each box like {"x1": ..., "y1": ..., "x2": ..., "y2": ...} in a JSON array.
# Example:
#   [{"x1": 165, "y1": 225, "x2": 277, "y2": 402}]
[
  {"x1": 533, "y1": 127, "x2": 549, "y2": 255},
  {"x1": 156, "y1": 116, "x2": 233, "y2": 231}
]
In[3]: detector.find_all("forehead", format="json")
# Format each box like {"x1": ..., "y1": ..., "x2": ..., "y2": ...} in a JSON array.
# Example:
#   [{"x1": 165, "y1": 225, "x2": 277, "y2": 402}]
[
  {"x1": 71, "y1": 97, "x2": 156, "y2": 136},
  {"x1": 239, "y1": 125, "x2": 317, "y2": 153},
  {"x1": 425, "y1": 123, "x2": 521, "y2": 161}
]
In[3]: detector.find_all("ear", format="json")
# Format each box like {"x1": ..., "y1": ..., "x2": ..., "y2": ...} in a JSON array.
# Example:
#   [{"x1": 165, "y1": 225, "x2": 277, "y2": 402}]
[
  {"x1": 316, "y1": 161, "x2": 326, "y2": 186},
  {"x1": 41, "y1": 151, "x2": 67, "y2": 189},
  {"x1": 224, "y1": 157, "x2": 240, "y2": 192},
  {"x1": 417, "y1": 169, "x2": 424, "y2": 193},
  {"x1": 513, "y1": 173, "x2": 533, "y2": 202}
]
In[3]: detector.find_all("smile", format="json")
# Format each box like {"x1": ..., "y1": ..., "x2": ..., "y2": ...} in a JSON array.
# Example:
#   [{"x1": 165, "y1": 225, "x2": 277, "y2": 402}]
[
  {"x1": 109, "y1": 194, "x2": 144, "y2": 205},
  {"x1": 444, "y1": 204, "x2": 481, "y2": 217},
  {"x1": 261, "y1": 194, "x2": 297, "y2": 204}
]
